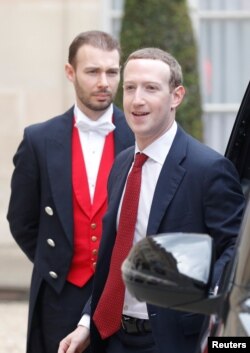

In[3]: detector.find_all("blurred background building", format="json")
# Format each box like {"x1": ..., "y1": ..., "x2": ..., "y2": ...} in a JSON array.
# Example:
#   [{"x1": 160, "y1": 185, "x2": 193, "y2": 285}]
[{"x1": 1, "y1": 0, "x2": 250, "y2": 291}]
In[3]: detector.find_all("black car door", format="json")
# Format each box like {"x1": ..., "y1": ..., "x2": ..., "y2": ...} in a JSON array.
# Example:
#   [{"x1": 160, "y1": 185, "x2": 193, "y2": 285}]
[{"x1": 225, "y1": 81, "x2": 250, "y2": 197}]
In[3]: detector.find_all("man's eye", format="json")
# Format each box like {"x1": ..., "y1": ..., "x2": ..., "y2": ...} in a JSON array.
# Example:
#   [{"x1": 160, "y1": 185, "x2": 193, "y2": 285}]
[
  {"x1": 124, "y1": 86, "x2": 135, "y2": 91},
  {"x1": 147, "y1": 85, "x2": 157, "y2": 91},
  {"x1": 107, "y1": 71, "x2": 119, "y2": 76}
]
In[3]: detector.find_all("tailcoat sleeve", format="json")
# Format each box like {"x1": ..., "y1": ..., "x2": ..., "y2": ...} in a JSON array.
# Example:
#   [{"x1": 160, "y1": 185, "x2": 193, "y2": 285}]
[{"x1": 7, "y1": 127, "x2": 40, "y2": 262}]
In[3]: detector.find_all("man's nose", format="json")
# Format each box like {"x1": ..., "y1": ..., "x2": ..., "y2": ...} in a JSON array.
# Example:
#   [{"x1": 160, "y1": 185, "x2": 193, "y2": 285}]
[
  {"x1": 97, "y1": 73, "x2": 109, "y2": 87},
  {"x1": 132, "y1": 89, "x2": 145, "y2": 105}
]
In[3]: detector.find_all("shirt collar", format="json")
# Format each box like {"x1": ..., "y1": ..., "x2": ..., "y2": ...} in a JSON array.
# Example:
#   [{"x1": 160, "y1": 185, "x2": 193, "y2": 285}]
[{"x1": 135, "y1": 121, "x2": 177, "y2": 165}]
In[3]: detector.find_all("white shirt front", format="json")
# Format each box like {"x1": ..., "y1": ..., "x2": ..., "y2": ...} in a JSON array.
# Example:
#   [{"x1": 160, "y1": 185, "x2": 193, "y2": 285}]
[
  {"x1": 74, "y1": 104, "x2": 114, "y2": 203},
  {"x1": 122, "y1": 121, "x2": 177, "y2": 319}
]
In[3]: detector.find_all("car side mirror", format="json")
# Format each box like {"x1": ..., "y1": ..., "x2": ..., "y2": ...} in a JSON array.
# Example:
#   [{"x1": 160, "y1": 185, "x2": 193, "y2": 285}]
[{"x1": 122, "y1": 233, "x2": 223, "y2": 315}]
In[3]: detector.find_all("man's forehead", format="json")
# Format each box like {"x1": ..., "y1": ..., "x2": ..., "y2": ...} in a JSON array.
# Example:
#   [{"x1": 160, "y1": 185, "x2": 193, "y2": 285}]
[
  {"x1": 124, "y1": 58, "x2": 170, "y2": 72},
  {"x1": 76, "y1": 51, "x2": 120, "y2": 70},
  {"x1": 124, "y1": 59, "x2": 170, "y2": 81}
]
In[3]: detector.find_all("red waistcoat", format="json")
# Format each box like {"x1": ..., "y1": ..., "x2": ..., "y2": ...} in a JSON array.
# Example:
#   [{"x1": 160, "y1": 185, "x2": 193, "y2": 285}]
[{"x1": 67, "y1": 123, "x2": 114, "y2": 287}]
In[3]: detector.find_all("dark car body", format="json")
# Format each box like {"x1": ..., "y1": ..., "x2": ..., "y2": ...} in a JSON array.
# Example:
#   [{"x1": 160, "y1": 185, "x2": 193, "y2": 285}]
[{"x1": 122, "y1": 81, "x2": 250, "y2": 341}]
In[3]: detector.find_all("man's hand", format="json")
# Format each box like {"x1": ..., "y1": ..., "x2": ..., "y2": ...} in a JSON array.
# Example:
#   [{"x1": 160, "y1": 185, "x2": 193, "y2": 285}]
[{"x1": 58, "y1": 325, "x2": 90, "y2": 353}]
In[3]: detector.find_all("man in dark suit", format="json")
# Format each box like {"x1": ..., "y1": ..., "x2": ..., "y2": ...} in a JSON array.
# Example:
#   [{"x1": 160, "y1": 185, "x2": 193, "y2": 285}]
[
  {"x1": 58, "y1": 48, "x2": 244, "y2": 353},
  {"x1": 7, "y1": 31, "x2": 134, "y2": 353}
]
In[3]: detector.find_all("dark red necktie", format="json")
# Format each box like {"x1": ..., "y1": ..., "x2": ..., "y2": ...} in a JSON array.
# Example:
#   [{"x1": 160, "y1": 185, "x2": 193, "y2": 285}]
[{"x1": 93, "y1": 153, "x2": 148, "y2": 339}]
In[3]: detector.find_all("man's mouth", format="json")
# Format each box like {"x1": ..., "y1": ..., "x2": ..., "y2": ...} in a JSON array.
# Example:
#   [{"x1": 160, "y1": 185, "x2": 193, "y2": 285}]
[
  {"x1": 132, "y1": 112, "x2": 149, "y2": 116},
  {"x1": 94, "y1": 91, "x2": 111, "y2": 97}
]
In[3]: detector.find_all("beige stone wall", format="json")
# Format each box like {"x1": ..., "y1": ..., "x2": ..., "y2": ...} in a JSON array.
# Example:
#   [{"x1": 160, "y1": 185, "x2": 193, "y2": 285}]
[{"x1": 0, "y1": 0, "x2": 104, "y2": 244}]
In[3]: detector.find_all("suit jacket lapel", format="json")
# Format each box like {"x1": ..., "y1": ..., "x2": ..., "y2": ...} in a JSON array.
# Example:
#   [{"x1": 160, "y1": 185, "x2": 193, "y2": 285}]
[
  {"x1": 147, "y1": 127, "x2": 188, "y2": 236},
  {"x1": 113, "y1": 105, "x2": 134, "y2": 155},
  {"x1": 108, "y1": 150, "x2": 134, "y2": 223},
  {"x1": 46, "y1": 109, "x2": 74, "y2": 245}
]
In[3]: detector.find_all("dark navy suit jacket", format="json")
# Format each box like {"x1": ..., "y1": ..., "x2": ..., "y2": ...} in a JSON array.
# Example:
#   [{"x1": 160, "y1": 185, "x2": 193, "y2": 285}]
[
  {"x1": 7, "y1": 105, "x2": 134, "y2": 352},
  {"x1": 89, "y1": 125, "x2": 244, "y2": 353}
]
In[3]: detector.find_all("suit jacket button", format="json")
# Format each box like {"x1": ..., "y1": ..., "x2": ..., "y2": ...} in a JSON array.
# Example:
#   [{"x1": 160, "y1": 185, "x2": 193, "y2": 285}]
[
  {"x1": 47, "y1": 238, "x2": 55, "y2": 247},
  {"x1": 49, "y1": 271, "x2": 58, "y2": 279},
  {"x1": 91, "y1": 236, "x2": 97, "y2": 242},
  {"x1": 45, "y1": 206, "x2": 53, "y2": 216}
]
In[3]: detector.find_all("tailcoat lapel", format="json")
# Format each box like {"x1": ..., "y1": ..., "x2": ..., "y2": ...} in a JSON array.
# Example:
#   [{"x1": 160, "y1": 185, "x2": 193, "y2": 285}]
[
  {"x1": 46, "y1": 109, "x2": 74, "y2": 245},
  {"x1": 113, "y1": 105, "x2": 134, "y2": 154},
  {"x1": 147, "y1": 127, "x2": 188, "y2": 236}
]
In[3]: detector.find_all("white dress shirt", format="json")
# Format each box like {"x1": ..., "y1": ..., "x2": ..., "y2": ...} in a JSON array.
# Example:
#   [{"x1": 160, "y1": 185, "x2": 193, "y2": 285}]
[
  {"x1": 74, "y1": 104, "x2": 115, "y2": 203},
  {"x1": 122, "y1": 121, "x2": 177, "y2": 319},
  {"x1": 78, "y1": 121, "x2": 177, "y2": 327}
]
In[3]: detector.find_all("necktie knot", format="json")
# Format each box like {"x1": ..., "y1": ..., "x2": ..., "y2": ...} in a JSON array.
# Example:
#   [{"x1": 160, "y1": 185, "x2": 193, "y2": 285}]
[
  {"x1": 75, "y1": 119, "x2": 115, "y2": 136},
  {"x1": 133, "y1": 153, "x2": 148, "y2": 168}
]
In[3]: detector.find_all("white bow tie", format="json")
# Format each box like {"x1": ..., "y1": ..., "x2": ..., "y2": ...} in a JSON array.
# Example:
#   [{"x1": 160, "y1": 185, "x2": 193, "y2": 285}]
[{"x1": 75, "y1": 119, "x2": 115, "y2": 136}]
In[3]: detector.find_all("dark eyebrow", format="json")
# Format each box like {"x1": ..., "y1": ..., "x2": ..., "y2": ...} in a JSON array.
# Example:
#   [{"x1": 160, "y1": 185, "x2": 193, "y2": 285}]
[{"x1": 85, "y1": 66, "x2": 120, "y2": 72}]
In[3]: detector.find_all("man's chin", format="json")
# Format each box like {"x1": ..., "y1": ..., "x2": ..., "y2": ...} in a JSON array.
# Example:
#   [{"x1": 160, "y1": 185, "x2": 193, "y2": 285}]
[{"x1": 91, "y1": 101, "x2": 112, "y2": 111}]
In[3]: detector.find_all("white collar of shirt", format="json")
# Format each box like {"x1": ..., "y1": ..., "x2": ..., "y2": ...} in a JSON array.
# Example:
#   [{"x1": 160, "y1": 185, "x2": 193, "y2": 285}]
[
  {"x1": 135, "y1": 120, "x2": 177, "y2": 164},
  {"x1": 74, "y1": 104, "x2": 115, "y2": 136}
]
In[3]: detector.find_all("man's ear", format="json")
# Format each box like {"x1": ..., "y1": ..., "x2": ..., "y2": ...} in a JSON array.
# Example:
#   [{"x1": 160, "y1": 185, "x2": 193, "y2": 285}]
[
  {"x1": 171, "y1": 85, "x2": 186, "y2": 109},
  {"x1": 65, "y1": 63, "x2": 75, "y2": 82}
]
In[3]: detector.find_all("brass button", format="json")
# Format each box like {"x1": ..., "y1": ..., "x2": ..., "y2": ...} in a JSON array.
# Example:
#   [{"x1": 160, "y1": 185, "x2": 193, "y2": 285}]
[
  {"x1": 47, "y1": 238, "x2": 55, "y2": 247},
  {"x1": 49, "y1": 271, "x2": 58, "y2": 279},
  {"x1": 93, "y1": 262, "x2": 96, "y2": 268},
  {"x1": 91, "y1": 236, "x2": 97, "y2": 242},
  {"x1": 45, "y1": 206, "x2": 53, "y2": 216},
  {"x1": 91, "y1": 223, "x2": 97, "y2": 229},
  {"x1": 92, "y1": 249, "x2": 98, "y2": 255}
]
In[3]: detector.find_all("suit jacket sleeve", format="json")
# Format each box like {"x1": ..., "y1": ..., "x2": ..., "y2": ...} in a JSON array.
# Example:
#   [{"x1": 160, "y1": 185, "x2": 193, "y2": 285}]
[
  {"x1": 202, "y1": 157, "x2": 245, "y2": 288},
  {"x1": 7, "y1": 127, "x2": 40, "y2": 262}
]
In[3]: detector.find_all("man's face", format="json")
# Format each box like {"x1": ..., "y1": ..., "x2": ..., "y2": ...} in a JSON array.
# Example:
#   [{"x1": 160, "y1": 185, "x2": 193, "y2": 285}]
[
  {"x1": 123, "y1": 58, "x2": 184, "y2": 149},
  {"x1": 66, "y1": 44, "x2": 120, "y2": 120}
]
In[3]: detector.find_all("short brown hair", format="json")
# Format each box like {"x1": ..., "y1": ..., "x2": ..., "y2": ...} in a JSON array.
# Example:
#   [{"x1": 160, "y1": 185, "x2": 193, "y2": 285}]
[
  {"x1": 68, "y1": 30, "x2": 121, "y2": 68},
  {"x1": 124, "y1": 48, "x2": 183, "y2": 91}
]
